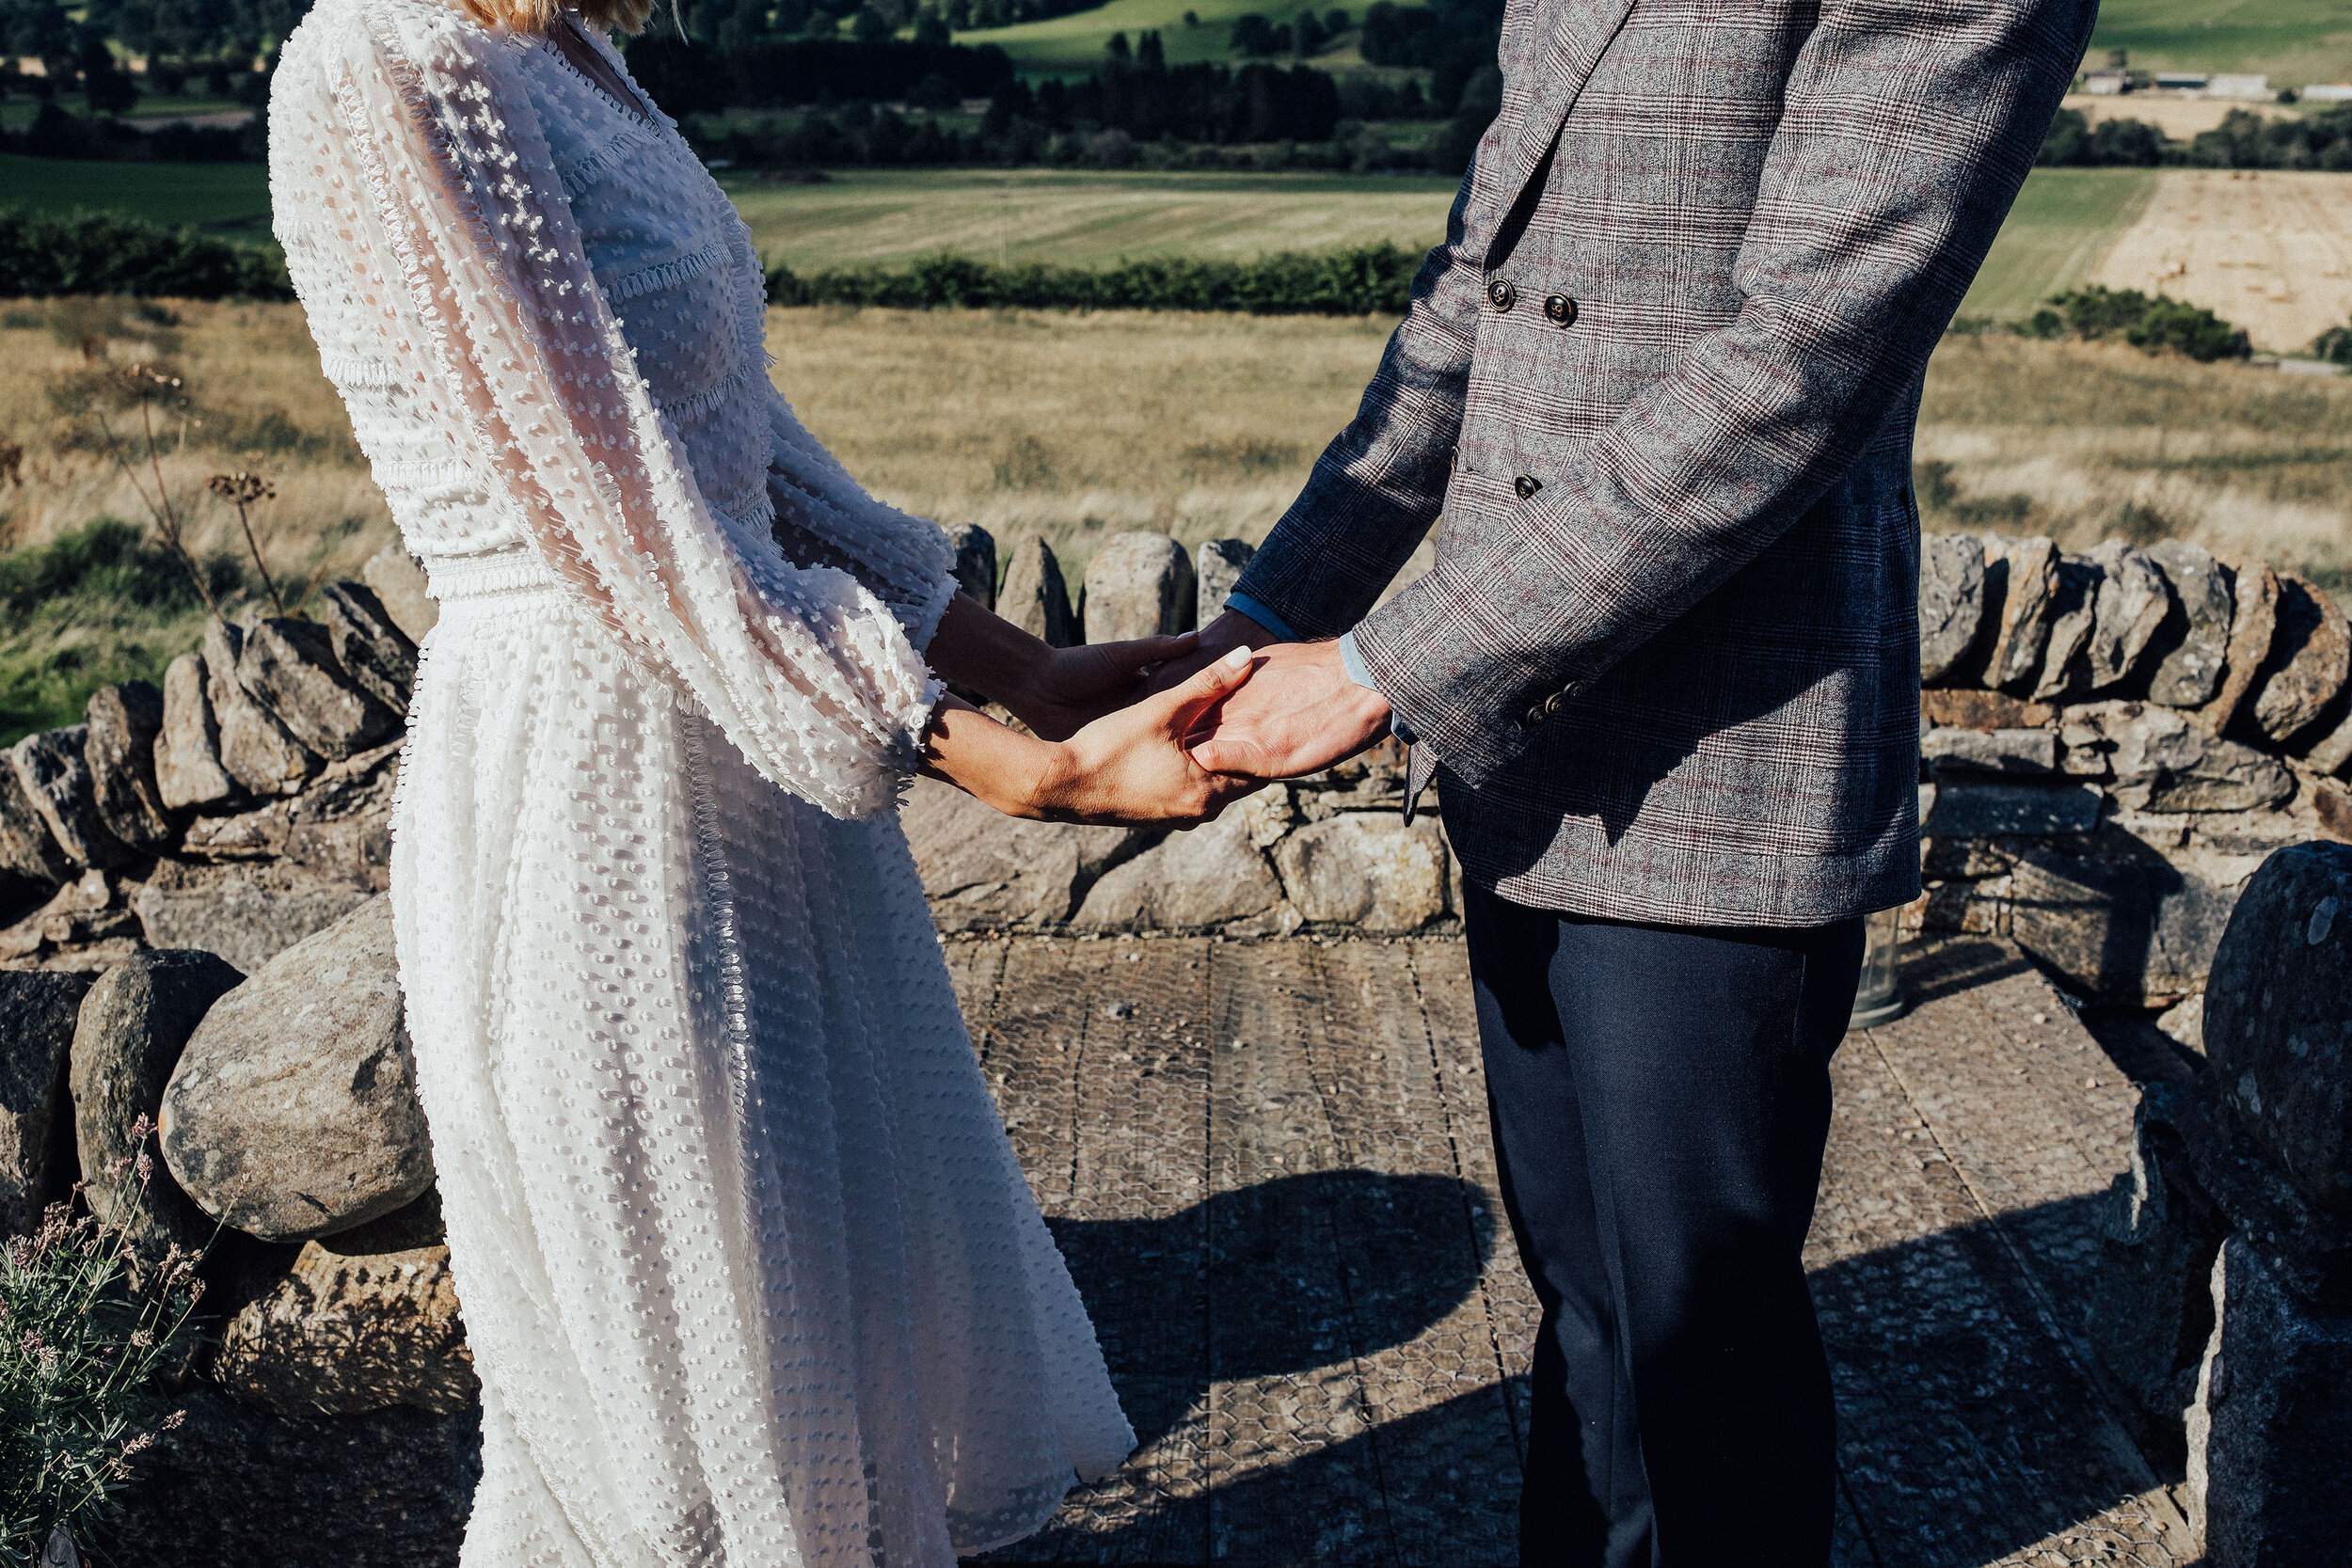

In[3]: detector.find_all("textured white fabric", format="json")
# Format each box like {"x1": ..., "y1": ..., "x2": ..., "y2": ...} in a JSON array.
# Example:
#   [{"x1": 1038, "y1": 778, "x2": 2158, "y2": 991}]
[{"x1": 267, "y1": 4, "x2": 1135, "y2": 1562}]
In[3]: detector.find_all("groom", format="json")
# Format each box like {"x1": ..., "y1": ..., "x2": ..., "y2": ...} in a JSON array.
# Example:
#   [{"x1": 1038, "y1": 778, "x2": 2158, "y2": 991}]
[{"x1": 1174, "y1": 0, "x2": 2092, "y2": 1561}]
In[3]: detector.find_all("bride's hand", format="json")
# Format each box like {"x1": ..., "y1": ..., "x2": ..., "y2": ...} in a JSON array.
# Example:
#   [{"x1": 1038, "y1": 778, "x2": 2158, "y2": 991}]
[
  {"x1": 1007, "y1": 633, "x2": 1200, "y2": 741},
  {"x1": 1028, "y1": 645, "x2": 1265, "y2": 826}
]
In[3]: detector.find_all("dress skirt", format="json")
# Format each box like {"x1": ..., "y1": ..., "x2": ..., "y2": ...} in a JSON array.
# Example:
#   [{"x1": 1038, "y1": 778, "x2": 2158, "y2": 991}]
[{"x1": 390, "y1": 553, "x2": 1134, "y2": 1568}]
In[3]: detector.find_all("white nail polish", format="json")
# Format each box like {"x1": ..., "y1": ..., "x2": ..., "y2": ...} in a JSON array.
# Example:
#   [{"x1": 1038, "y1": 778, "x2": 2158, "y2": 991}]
[{"x1": 1225, "y1": 645, "x2": 1252, "y2": 667}]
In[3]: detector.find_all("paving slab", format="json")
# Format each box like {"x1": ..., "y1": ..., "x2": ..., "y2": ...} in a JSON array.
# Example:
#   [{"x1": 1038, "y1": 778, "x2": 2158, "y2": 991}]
[{"x1": 960, "y1": 933, "x2": 2193, "y2": 1568}]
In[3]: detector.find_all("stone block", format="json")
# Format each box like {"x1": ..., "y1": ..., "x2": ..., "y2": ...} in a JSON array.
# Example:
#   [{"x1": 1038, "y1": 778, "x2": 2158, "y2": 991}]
[
  {"x1": 72, "y1": 949, "x2": 244, "y2": 1262},
  {"x1": 176, "y1": 740, "x2": 400, "y2": 881},
  {"x1": 2090, "y1": 1110, "x2": 2226, "y2": 1423},
  {"x1": 1274, "y1": 814, "x2": 1451, "y2": 931},
  {"x1": 11, "y1": 726, "x2": 129, "y2": 869},
  {"x1": 318, "y1": 581, "x2": 420, "y2": 718},
  {"x1": 1921, "y1": 726, "x2": 2056, "y2": 774},
  {"x1": 359, "y1": 541, "x2": 438, "y2": 644},
  {"x1": 0, "y1": 970, "x2": 90, "y2": 1232},
  {"x1": 1920, "y1": 778, "x2": 2104, "y2": 838},
  {"x1": 2069, "y1": 702, "x2": 2293, "y2": 813},
  {"x1": 161, "y1": 895, "x2": 432, "y2": 1242},
  {"x1": 2186, "y1": 1239, "x2": 2352, "y2": 1566},
  {"x1": 1083, "y1": 531, "x2": 1196, "y2": 644},
  {"x1": 2146, "y1": 539, "x2": 2234, "y2": 708},
  {"x1": 156, "y1": 649, "x2": 236, "y2": 812},
  {"x1": 134, "y1": 860, "x2": 379, "y2": 977},
  {"x1": 1197, "y1": 538, "x2": 1258, "y2": 628},
  {"x1": 0, "y1": 749, "x2": 72, "y2": 887},
  {"x1": 1073, "y1": 807, "x2": 1284, "y2": 930},
  {"x1": 2249, "y1": 571, "x2": 2350, "y2": 749},
  {"x1": 204, "y1": 620, "x2": 320, "y2": 798},
  {"x1": 214, "y1": 1229, "x2": 477, "y2": 1418},
  {"x1": 2201, "y1": 562, "x2": 2280, "y2": 739},
  {"x1": 1981, "y1": 532, "x2": 2059, "y2": 692},
  {"x1": 2158, "y1": 992, "x2": 2205, "y2": 1053},
  {"x1": 2030, "y1": 553, "x2": 2102, "y2": 701},
  {"x1": 2085, "y1": 539, "x2": 2173, "y2": 691},
  {"x1": 1919, "y1": 689, "x2": 2053, "y2": 733},
  {"x1": 1918, "y1": 531, "x2": 1986, "y2": 686},
  {"x1": 900, "y1": 774, "x2": 1143, "y2": 928},
  {"x1": 2305, "y1": 705, "x2": 2352, "y2": 777},
  {"x1": 105, "y1": 1385, "x2": 476, "y2": 1568},
  {"x1": 84, "y1": 681, "x2": 178, "y2": 855},
  {"x1": 2202, "y1": 841, "x2": 2352, "y2": 1215},
  {"x1": 946, "y1": 522, "x2": 996, "y2": 610},
  {"x1": 238, "y1": 615, "x2": 401, "y2": 763},
  {"x1": 2006, "y1": 835, "x2": 2246, "y2": 1004},
  {"x1": 997, "y1": 533, "x2": 1076, "y2": 648},
  {"x1": 0, "y1": 867, "x2": 145, "y2": 974}
]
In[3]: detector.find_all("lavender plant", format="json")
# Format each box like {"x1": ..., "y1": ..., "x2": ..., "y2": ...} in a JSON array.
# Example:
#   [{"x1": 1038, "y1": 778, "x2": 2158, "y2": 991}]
[{"x1": 0, "y1": 1120, "x2": 207, "y2": 1568}]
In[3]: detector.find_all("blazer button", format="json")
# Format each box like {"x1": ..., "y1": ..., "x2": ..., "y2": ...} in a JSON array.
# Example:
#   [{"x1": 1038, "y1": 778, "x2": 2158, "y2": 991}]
[
  {"x1": 1448, "y1": 443, "x2": 1460, "y2": 469},
  {"x1": 1486, "y1": 277, "x2": 1518, "y2": 311},
  {"x1": 1514, "y1": 474, "x2": 1543, "y2": 500},
  {"x1": 1544, "y1": 293, "x2": 1578, "y2": 327},
  {"x1": 1521, "y1": 702, "x2": 1548, "y2": 729}
]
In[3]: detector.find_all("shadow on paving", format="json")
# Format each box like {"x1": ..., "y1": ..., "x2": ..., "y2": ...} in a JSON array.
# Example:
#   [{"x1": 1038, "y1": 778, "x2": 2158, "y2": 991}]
[
  {"x1": 983, "y1": 1188, "x2": 2175, "y2": 1568},
  {"x1": 1048, "y1": 1168, "x2": 1497, "y2": 1454}
]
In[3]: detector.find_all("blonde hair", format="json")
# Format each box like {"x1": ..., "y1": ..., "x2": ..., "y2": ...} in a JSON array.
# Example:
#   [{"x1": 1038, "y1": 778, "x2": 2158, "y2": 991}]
[{"x1": 453, "y1": 0, "x2": 658, "y2": 37}]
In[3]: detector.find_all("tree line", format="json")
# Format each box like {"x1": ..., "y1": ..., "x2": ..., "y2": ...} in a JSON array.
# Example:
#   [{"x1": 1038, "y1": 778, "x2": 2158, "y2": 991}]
[{"x1": 2040, "y1": 104, "x2": 2352, "y2": 170}]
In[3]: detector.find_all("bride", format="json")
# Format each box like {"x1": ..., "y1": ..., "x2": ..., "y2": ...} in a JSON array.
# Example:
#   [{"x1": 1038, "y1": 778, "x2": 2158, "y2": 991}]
[{"x1": 265, "y1": 0, "x2": 1259, "y2": 1560}]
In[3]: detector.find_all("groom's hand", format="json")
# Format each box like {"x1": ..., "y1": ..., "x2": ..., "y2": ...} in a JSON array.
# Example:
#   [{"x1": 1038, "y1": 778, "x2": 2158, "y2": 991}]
[{"x1": 1186, "y1": 640, "x2": 1391, "y2": 780}]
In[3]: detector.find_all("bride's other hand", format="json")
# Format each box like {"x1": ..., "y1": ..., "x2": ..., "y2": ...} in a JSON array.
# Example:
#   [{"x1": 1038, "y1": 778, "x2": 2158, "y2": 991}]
[
  {"x1": 1011, "y1": 633, "x2": 1200, "y2": 740},
  {"x1": 922, "y1": 646, "x2": 1265, "y2": 827},
  {"x1": 922, "y1": 593, "x2": 1196, "y2": 739}
]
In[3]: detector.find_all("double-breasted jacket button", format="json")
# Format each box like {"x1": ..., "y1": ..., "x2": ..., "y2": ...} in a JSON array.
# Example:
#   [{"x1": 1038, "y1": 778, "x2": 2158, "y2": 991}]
[
  {"x1": 1486, "y1": 277, "x2": 1518, "y2": 311},
  {"x1": 1514, "y1": 474, "x2": 1543, "y2": 500},
  {"x1": 1521, "y1": 702, "x2": 1549, "y2": 729},
  {"x1": 1448, "y1": 443, "x2": 1460, "y2": 469},
  {"x1": 1543, "y1": 293, "x2": 1578, "y2": 327}
]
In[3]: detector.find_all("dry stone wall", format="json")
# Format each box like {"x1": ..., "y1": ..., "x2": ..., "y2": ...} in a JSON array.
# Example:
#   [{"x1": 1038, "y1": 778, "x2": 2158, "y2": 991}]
[
  {"x1": 0, "y1": 527, "x2": 2344, "y2": 1010},
  {"x1": 1907, "y1": 532, "x2": 2351, "y2": 1013}
]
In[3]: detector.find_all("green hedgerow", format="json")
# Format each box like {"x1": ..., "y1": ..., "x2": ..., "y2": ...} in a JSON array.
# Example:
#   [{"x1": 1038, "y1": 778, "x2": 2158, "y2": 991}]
[
  {"x1": 0, "y1": 210, "x2": 291, "y2": 303},
  {"x1": 2034, "y1": 287, "x2": 2251, "y2": 364},
  {"x1": 764, "y1": 244, "x2": 1422, "y2": 316}
]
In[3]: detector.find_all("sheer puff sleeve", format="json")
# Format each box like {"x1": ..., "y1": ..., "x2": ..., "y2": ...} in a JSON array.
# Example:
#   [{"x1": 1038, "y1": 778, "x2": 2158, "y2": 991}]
[{"x1": 318, "y1": 3, "x2": 947, "y2": 819}]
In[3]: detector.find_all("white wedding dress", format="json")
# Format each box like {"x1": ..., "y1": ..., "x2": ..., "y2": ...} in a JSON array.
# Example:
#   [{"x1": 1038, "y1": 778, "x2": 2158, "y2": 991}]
[{"x1": 266, "y1": 3, "x2": 1134, "y2": 1562}]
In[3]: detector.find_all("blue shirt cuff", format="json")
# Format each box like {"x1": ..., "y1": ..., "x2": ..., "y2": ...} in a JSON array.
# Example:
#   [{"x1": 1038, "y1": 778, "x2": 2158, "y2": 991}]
[
  {"x1": 1219, "y1": 592, "x2": 1300, "y2": 645},
  {"x1": 1339, "y1": 631, "x2": 1416, "y2": 745}
]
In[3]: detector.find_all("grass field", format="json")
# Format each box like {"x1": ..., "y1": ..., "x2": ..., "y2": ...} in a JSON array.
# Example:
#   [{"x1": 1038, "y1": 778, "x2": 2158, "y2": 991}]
[
  {"x1": 956, "y1": 0, "x2": 1418, "y2": 76},
  {"x1": 0, "y1": 153, "x2": 274, "y2": 238},
  {"x1": 1958, "y1": 167, "x2": 2159, "y2": 321},
  {"x1": 3, "y1": 297, "x2": 2345, "y2": 743},
  {"x1": 2089, "y1": 0, "x2": 2352, "y2": 87},
  {"x1": 729, "y1": 166, "x2": 1456, "y2": 269}
]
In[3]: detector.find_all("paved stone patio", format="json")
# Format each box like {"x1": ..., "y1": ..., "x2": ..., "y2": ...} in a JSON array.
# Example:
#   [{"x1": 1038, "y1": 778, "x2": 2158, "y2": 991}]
[{"x1": 943, "y1": 932, "x2": 2202, "y2": 1568}]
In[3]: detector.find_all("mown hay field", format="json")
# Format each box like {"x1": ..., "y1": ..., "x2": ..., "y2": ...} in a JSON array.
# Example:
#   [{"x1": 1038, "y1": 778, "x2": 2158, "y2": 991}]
[
  {"x1": 2087, "y1": 167, "x2": 2352, "y2": 352},
  {"x1": 728, "y1": 167, "x2": 1460, "y2": 271},
  {"x1": 3, "y1": 294, "x2": 2347, "y2": 744}
]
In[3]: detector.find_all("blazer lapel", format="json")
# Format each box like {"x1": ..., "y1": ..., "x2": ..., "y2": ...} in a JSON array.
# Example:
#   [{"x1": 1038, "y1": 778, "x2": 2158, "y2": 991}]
[{"x1": 1481, "y1": 0, "x2": 1638, "y2": 249}]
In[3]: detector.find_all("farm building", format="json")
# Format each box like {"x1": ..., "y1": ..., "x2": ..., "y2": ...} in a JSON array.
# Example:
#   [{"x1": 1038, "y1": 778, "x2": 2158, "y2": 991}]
[
  {"x1": 2083, "y1": 68, "x2": 2130, "y2": 95},
  {"x1": 2208, "y1": 73, "x2": 2270, "y2": 100}
]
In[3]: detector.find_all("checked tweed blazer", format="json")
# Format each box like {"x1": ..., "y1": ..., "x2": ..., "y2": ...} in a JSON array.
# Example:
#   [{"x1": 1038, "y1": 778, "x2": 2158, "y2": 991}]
[{"x1": 1229, "y1": 0, "x2": 2094, "y2": 927}]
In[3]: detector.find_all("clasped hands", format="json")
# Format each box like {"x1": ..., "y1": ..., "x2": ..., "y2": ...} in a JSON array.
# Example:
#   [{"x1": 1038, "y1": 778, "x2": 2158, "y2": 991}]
[{"x1": 919, "y1": 594, "x2": 1392, "y2": 829}]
